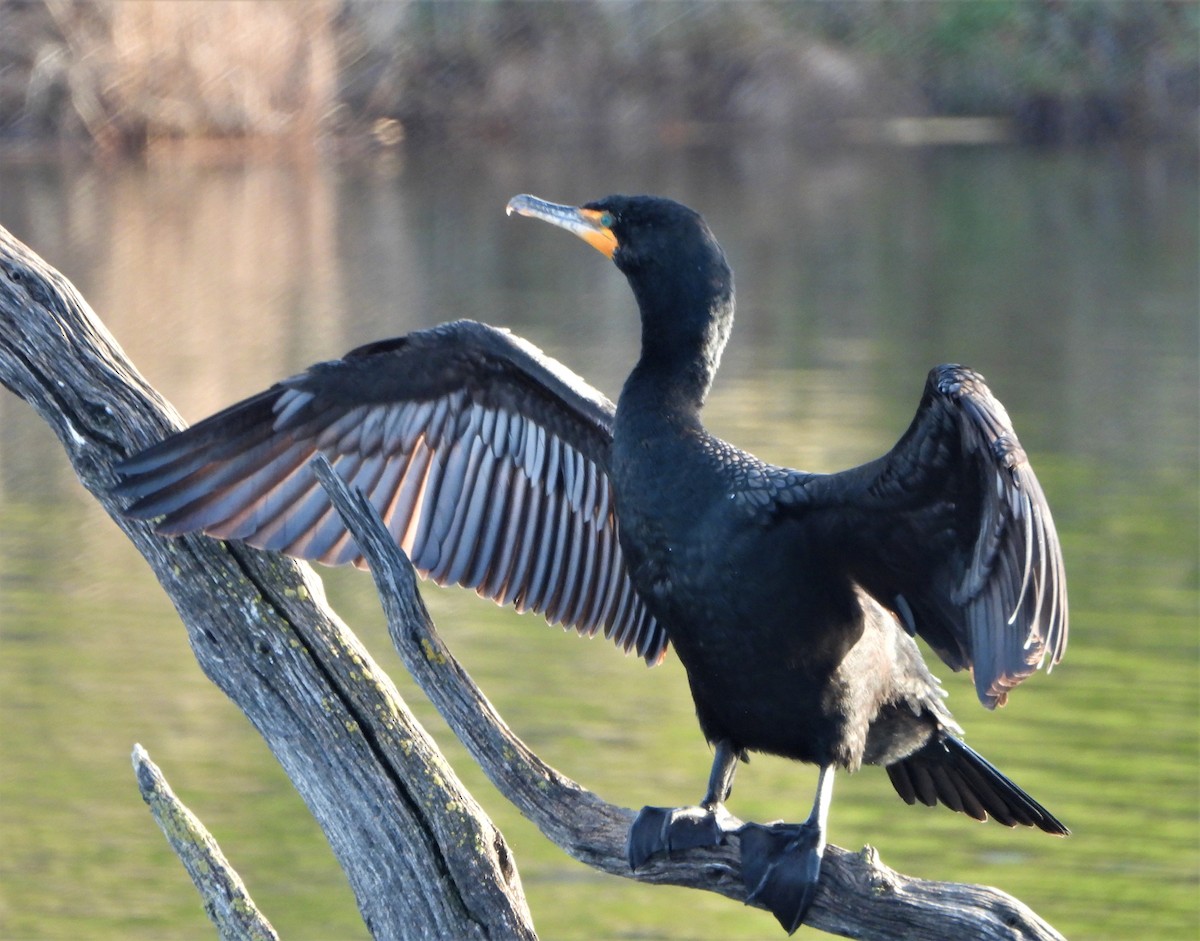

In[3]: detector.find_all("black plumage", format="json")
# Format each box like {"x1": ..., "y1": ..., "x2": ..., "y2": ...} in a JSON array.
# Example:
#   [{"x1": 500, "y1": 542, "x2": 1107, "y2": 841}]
[{"x1": 114, "y1": 193, "x2": 1068, "y2": 933}]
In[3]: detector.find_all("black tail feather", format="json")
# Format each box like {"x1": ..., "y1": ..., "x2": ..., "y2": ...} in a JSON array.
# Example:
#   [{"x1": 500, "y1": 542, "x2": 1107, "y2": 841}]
[{"x1": 887, "y1": 735, "x2": 1068, "y2": 835}]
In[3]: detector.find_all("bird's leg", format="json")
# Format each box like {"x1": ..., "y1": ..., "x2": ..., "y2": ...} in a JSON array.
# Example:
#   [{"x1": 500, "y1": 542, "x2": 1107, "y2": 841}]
[
  {"x1": 738, "y1": 765, "x2": 836, "y2": 935},
  {"x1": 627, "y1": 740, "x2": 744, "y2": 869}
]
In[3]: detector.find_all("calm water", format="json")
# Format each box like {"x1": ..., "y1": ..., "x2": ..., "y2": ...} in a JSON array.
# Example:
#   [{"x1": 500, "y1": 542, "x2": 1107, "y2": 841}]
[{"x1": 0, "y1": 139, "x2": 1196, "y2": 940}]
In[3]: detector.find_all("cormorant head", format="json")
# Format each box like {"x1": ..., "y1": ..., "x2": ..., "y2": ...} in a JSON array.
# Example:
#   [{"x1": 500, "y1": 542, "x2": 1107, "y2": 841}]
[
  {"x1": 507, "y1": 194, "x2": 735, "y2": 400},
  {"x1": 507, "y1": 193, "x2": 731, "y2": 300}
]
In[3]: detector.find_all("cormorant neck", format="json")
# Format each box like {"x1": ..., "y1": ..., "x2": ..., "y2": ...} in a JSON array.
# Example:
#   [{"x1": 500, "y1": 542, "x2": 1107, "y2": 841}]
[{"x1": 620, "y1": 247, "x2": 735, "y2": 420}]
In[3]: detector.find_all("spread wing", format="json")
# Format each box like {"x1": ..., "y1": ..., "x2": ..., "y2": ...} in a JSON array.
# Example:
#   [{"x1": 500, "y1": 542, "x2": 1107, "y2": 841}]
[
  {"x1": 113, "y1": 319, "x2": 667, "y2": 664},
  {"x1": 792, "y1": 364, "x2": 1067, "y2": 707}
]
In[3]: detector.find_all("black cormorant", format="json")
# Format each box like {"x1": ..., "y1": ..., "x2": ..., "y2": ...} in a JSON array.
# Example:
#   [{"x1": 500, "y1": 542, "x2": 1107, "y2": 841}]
[{"x1": 114, "y1": 194, "x2": 1069, "y2": 932}]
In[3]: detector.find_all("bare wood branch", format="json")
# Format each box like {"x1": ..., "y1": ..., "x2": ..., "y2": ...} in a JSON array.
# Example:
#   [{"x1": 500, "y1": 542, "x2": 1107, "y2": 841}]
[
  {"x1": 132, "y1": 744, "x2": 280, "y2": 941},
  {"x1": 0, "y1": 221, "x2": 1065, "y2": 941}
]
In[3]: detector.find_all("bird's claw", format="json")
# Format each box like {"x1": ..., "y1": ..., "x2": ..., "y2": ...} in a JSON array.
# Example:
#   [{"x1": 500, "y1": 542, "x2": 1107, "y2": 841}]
[
  {"x1": 738, "y1": 820, "x2": 825, "y2": 935},
  {"x1": 627, "y1": 803, "x2": 741, "y2": 869}
]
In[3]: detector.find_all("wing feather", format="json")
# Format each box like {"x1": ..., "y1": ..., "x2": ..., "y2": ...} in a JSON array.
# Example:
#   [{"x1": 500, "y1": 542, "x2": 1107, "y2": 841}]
[
  {"x1": 409, "y1": 448, "x2": 449, "y2": 572},
  {"x1": 555, "y1": 509, "x2": 588, "y2": 627},
  {"x1": 392, "y1": 441, "x2": 434, "y2": 554},
  {"x1": 465, "y1": 454, "x2": 511, "y2": 591},
  {"x1": 437, "y1": 437, "x2": 493, "y2": 586},
  {"x1": 488, "y1": 464, "x2": 531, "y2": 602},
  {"x1": 504, "y1": 470, "x2": 547, "y2": 612},
  {"x1": 534, "y1": 494, "x2": 572, "y2": 621}
]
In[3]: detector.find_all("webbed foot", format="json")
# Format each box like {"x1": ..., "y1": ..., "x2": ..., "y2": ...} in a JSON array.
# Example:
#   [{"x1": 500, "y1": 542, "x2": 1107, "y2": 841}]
[
  {"x1": 738, "y1": 820, "x2": 825, "y2": 935},
  {"x1": 627, "y1": 803, "x2": 741, "y2": 869}
]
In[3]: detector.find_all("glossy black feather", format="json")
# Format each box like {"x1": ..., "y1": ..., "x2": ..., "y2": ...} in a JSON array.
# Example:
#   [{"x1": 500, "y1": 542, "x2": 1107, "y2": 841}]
[{"x1": 887, "y1": 735, "x2": 1068, "y2": 834}]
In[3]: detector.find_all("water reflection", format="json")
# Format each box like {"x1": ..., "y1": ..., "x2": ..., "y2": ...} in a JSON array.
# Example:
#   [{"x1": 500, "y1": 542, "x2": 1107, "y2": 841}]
[{"x1": 0, "y1": 138, "x2": 1196, "y2": 940}]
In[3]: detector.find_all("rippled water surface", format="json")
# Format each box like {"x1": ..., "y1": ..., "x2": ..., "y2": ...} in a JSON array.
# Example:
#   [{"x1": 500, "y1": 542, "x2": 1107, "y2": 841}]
[{"x1": 1, "y1": 138, "x2": 1196, "y2": 940}]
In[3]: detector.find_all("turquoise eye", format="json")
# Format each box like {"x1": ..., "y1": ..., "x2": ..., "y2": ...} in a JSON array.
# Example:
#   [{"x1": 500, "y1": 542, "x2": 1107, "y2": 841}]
[{"x1": 600, "y1": 212, "x2": 614, "y2": 228}]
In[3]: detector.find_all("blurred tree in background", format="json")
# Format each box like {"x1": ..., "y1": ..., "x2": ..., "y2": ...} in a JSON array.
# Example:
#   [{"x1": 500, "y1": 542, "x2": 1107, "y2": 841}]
[
  {"x1": 795, "y1": 0, "x2": 1200, "y2": 141},
  {"x1": 0, "y1": 0, "x2": 1194, "y2": 152}
]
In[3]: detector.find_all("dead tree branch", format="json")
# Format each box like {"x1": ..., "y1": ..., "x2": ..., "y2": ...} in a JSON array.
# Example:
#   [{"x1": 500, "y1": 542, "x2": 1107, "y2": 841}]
[{"x1": 132, "y1": 744, "x2": 280, "y2": 941}]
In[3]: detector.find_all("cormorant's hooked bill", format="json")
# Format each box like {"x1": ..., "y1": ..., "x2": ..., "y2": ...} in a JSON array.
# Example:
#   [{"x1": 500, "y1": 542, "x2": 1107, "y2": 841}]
[{"x1": 507, "y1": 194, "x2": 619, "y2": 258}]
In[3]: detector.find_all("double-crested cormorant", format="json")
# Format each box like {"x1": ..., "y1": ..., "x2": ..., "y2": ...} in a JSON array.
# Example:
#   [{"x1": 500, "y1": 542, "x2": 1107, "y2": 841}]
[{"x1": 114, "y1": 194, "x2": 1068, "y2": 933}]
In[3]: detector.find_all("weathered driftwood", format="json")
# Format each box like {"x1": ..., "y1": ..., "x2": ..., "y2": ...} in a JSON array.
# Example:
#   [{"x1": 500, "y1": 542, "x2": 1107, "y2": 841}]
[
  {"x1": 0, "y1": 222, "x2": 1066, "y2": 941},
  {"x1": 132, "y1": 744, "x2": 279, "y2": 941}
]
